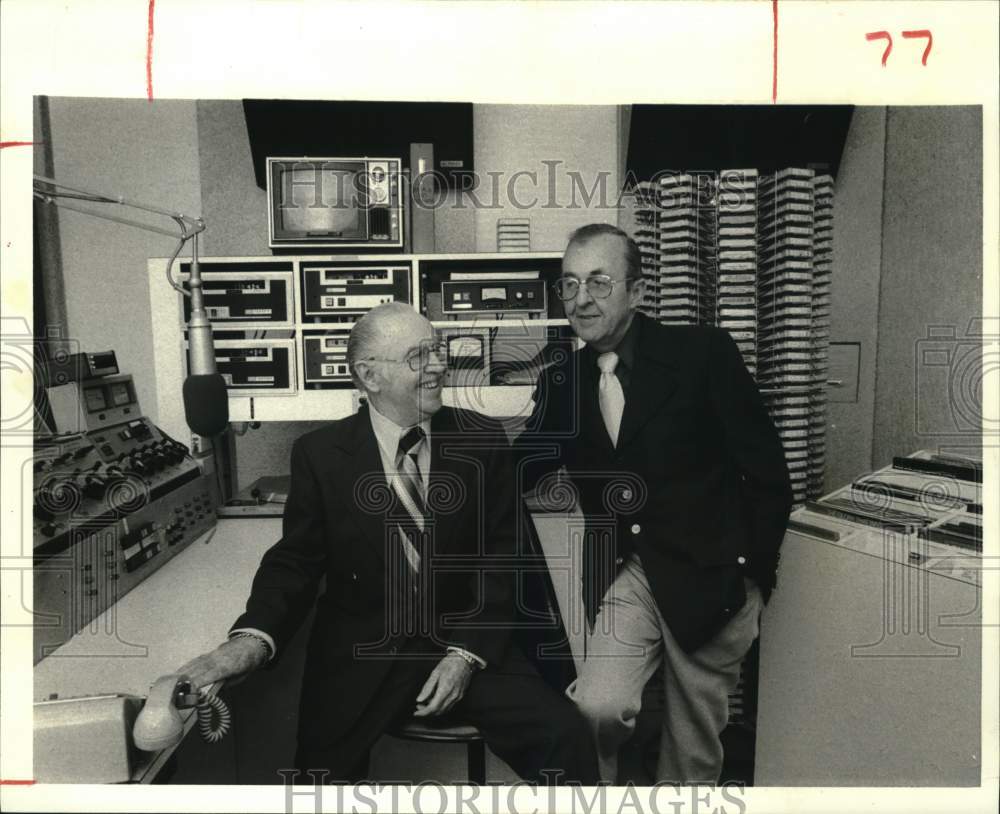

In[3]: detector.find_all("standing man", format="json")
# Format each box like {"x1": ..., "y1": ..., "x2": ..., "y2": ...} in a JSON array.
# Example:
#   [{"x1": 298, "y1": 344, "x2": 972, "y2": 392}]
[
  {"x1": 519, "y1": 224, "x2": 792, "y2": 783},
  {"x1": 179, "y1": 303, "x2": 598, "y2": 784}
]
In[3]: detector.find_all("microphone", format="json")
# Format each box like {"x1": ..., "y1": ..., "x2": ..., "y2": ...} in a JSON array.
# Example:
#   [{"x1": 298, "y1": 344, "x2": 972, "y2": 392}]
[
  {"x1": 183, "y1": 374, "x2": 229, "y2": 437},
  {"x1": 182, "y1": 243, "x2": 229, "y2": 437}
]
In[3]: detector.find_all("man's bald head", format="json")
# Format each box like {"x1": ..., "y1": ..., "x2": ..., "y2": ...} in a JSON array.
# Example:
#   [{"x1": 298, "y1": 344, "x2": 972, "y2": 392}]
[
  {"x1": 345, "y1": 303, "x2": 446, "y2": 426},
  {"x1": 347, "y1": 303, "x2": 424, "y2": 388}
]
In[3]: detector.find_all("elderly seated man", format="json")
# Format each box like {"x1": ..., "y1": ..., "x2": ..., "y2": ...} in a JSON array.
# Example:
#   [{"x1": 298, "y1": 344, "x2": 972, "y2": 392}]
[{"x1": 179, "y1": 302, "x2": 598, "y2": 784}]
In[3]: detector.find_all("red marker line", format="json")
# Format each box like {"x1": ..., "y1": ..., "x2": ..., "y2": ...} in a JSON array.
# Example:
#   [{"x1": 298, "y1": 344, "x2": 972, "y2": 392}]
[
  {"x1": 0, "y1": 779, "x2": 36, "y2": 785},
  {"x1": 0, "y1": 141, "x2": 39, "y2": 149},
  {"x1": 146, "y1": 0, "x2": 156, "y2": 101},
  {"x1": 771, "y1": 0, "x2": 779, "y2": 102}
]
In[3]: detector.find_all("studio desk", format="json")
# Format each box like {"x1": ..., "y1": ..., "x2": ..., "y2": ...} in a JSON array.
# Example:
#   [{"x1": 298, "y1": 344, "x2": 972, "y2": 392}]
[{"x1": 33, "y1": 519, "x2": 278, "y2": 784}]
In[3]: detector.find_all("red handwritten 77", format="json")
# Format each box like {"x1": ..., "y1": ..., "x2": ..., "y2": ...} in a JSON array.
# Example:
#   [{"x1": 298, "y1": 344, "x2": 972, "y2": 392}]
[{"x1": 866, "y1": 28, "x2": 933, "y2": 66}]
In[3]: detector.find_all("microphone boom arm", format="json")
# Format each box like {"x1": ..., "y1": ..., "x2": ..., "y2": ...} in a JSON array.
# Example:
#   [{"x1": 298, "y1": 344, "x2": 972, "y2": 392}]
[
  {"x1": 33, "y1": 175, "x2": 204, "y2": 238},
  {"x1": 33, "y1": 174, "x2": 215, "y2": 375},
  {"x1": 33, "y1": 174, "x2": 205, "y2": 299},
  {"x1": 34, "y1": 175, "x2": 226, "y2": 434}
]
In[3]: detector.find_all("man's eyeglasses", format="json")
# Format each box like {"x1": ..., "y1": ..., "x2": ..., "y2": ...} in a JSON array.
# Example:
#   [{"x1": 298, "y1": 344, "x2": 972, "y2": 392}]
[
  {"x1": 553, "y1": 274, "x2": 626, "y2": 301},
  {"x1": 362, "y1": 340, "x2": 448, "y2": 372}
]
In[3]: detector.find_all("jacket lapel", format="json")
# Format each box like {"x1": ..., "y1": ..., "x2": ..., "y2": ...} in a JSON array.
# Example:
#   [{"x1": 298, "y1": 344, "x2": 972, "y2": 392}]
[
  {"x1": 616, "y1": 317, "x2": 679, "y2": 451},
  {"x1": 339, "y1": 403, "x2": 393, "y2": 566},
  {"x1": 578, "y1": 348, "x2": 617, "y2": 459}
]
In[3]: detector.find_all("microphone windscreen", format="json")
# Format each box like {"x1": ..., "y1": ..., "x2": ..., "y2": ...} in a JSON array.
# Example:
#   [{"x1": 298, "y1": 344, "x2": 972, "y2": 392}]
[{"x1": 182, "y1": 374, "x2": 230, "y2": 437}]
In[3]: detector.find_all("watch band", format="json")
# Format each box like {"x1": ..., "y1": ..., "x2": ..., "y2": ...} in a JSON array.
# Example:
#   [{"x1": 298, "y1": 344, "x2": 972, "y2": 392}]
[
  {"x1": 229, "y1": 631, "x2": 273, "y2": 660},
  {"x1": 446, "y1": 647, "x2": 484, "y2": 670}
]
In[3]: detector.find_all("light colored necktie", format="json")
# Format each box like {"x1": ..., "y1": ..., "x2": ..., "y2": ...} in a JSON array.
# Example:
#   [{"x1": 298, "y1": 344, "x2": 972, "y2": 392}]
[{"x1": 597, "y1": 352, "x2": 625, "y2": 447}]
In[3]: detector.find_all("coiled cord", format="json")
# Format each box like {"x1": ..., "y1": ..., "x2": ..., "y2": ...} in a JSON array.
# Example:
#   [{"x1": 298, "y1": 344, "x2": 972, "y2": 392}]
[{"x1": 196, "y1": 692, "x2": 231, "y2": 743}]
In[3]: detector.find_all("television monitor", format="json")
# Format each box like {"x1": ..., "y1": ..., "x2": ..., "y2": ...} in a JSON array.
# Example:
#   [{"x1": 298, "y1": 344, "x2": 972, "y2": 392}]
[{"x1": 267, "y1": 157, "x2": 403, "y2": 250}]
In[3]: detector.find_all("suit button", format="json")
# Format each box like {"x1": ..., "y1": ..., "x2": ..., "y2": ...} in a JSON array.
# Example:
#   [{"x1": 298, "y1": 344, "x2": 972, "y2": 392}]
[
  {"x1": 615, "y1": 556, "x2": 624, "y2": 566},
  {"x1": 351, "y1": 572, "x2": 358, "y2": 581},
  {"x1": 630, "y1": 524, "x2": 641, "y2": 534},
  {"x1": 737, "y1": 556, "x2": 747, "y2": 565}
]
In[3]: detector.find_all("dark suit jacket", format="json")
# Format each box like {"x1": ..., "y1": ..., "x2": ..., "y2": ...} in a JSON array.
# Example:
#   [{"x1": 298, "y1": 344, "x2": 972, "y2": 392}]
[
  {"x1": 519, "y1": 314, "x2": 793, "y2": 653},
  {"x1": 231, "y1": 405, "x2": 568, "y2": 750}
]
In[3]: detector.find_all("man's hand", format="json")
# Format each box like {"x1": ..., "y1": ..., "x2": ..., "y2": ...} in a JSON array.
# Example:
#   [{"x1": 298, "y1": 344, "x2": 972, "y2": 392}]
[
  {"x1": 413, "y1": 653, "x2": 477, "y2": 717},
  {"x1": 175, "y1": 637, "x2": 268, "y2": 691}
]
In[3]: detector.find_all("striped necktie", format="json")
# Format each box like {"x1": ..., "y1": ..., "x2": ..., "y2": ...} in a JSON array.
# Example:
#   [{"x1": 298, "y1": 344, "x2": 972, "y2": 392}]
[{"x1": 392, "y1": 426, "x2": 428, "y2": 574}]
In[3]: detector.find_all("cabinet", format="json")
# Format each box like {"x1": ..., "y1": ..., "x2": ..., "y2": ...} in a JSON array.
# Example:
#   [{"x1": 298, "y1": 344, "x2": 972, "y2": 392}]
[
  {"x1": 148, "y1": 252, "x2": 571, "y2": 446},
  {"x1": 754, "y1": 451, "x2": 982, "y2": 785}
]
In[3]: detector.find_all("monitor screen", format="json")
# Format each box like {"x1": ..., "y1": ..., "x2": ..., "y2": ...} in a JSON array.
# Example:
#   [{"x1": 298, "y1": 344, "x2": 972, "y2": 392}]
[
  {"x1": 447, "y1": 335, "x2": 485, "y2": 370},
  {"x1": 84, "y1": 385, "x2": 107, "y2": 413},
  {"x1": 275, "y1": 162, "x2": 366, "y2": 239},
  {"x1": 109, "y1": 382, "x2": 132, "y2": 407}
]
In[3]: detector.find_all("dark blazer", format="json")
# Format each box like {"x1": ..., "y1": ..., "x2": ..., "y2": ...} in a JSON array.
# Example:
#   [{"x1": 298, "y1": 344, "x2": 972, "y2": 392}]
[
  {"x1": 231, "y1": 405, "x2": 566, "y2": 749},
  {"x1": 520, "y1": 313, "x2": 793, "y2": 653}
]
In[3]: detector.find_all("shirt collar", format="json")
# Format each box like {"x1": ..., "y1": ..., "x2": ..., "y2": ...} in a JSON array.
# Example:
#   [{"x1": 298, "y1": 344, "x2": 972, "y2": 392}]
[{"x1": 367, "y1": 400, "x2": 432, "y2": 460}]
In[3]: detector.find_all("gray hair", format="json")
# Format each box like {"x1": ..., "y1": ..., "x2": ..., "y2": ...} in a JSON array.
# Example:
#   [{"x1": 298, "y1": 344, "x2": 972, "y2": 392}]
[{"x1": 566, "y1": 223, "x2": 642, "y2": 282}]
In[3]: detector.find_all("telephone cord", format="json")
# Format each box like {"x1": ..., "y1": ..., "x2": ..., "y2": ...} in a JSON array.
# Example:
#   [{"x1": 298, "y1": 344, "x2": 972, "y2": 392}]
[{"x1": 196, "y1": 692, "x2": 231, "y2": 743}]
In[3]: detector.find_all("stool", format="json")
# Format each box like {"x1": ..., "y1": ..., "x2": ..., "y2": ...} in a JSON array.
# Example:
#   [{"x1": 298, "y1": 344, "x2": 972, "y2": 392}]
[{"x1": 388, "y1": 717, "x2": 487, "y2": 784}]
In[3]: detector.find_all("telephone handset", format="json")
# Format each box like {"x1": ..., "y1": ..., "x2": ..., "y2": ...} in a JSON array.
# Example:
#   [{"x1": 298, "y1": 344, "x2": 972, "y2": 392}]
[{"x1": 132, "y1": 673, "x2": 231, "y2": 751}]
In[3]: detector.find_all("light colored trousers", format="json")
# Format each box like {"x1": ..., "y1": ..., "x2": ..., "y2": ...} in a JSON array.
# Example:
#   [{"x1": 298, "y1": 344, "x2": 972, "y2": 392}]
[{"x1": 566, "y1": 553, "x2": 763, "y2": 783}]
